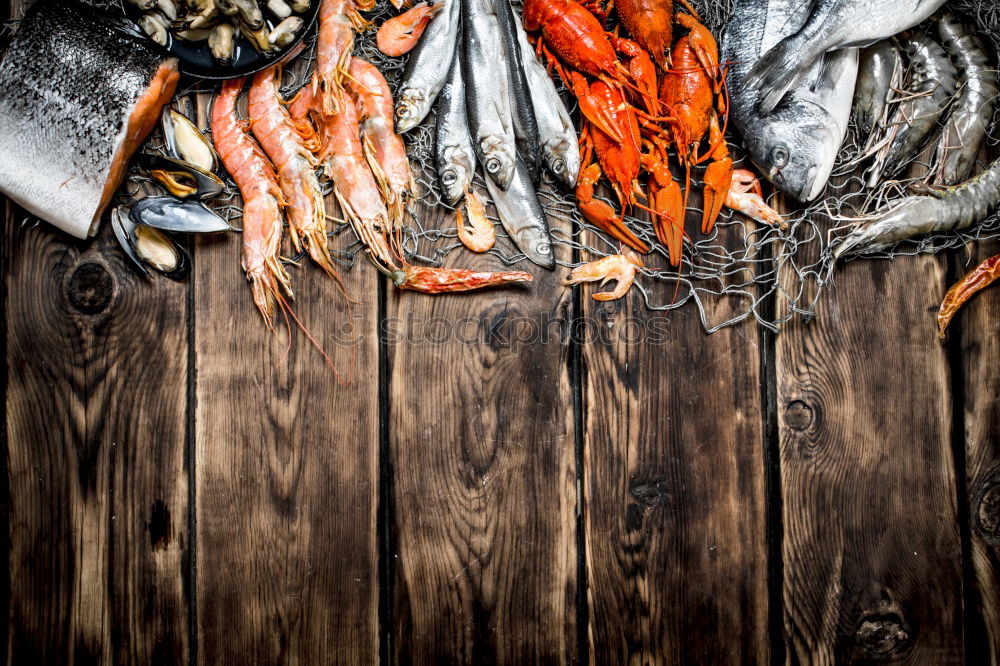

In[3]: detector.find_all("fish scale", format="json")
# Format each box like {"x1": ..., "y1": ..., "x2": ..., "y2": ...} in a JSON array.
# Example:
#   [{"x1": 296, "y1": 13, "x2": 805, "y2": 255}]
[{"x1": 0, "y1": 0, "x2": 179, "y2": 238}]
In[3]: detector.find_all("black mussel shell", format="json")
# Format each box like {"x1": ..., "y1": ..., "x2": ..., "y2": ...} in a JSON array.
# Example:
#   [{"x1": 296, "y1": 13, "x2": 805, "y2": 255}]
[
  {"x1": 160, "y1": 107, "x2": 219, "y2": 173},
  {"x1": 111, "y1": 206, "x2": 191, "y2": 281},
  {"x1": 130, "y1": 196, "x2": 232, "y2": 233},
  {"x1": 137, "y1": 153, "x2": 225, "y2": 200}
]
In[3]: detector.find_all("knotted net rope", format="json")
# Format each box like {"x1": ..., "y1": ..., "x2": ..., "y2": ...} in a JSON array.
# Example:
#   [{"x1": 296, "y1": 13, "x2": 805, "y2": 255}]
[{"x1": 347, "y1": 0, "x2": 1000, "y2": 332}]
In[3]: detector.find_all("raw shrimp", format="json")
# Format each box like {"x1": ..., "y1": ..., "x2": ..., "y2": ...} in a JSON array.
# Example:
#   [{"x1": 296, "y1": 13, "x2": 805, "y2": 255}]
[
  {"x1": 249, "y1": 65, "x2": 343, "y2": 283},
  {"x1": 868, "y1": 34, "x2": 956, "y2": 186},
  {"x1": 456, "y1": 189, "x2": 495, "y2": 252},
  {"x1": 346, "y1": 58, "x2": 414, "y2": 229},
  {"x1": 211, "y1": 77, "x2": 292, "y2": 325},
  {"x1": 934, "y1": 12, "x2": 999, "y2": 186},
  {"x1": 322, "y1": 94, "x2": 395, "y2": 266},
  {"x1": 852, "y1": 40, "x2": 902, "y2": 139},
  {"x1": 835, "y1": 155, "x2": 1000, "y2": 257},
  {"x1": 563, "y1": 249, "x2": 643, "y2": 301},
  {"x1": 313, "y1": 0, "x2": 365, "y2": 114},
  {"x1": 376, "y1": 2, "x2": 442, "y2": 56}
]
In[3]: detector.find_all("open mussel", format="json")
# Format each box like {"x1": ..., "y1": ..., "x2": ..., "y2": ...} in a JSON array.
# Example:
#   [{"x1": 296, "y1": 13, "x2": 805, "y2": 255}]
[
  {"x1": 137, "y1": 153, "x2": 224, "y2": 200},
  {"x1": 112, "y1": 206, "x2": 191, "y2": 281},
  {"x1": 131, "y1": 196, "x2": 233, "y2": 233},
  {"x1": 161, "y1": 107, "x2": 219, "y2": 173}
]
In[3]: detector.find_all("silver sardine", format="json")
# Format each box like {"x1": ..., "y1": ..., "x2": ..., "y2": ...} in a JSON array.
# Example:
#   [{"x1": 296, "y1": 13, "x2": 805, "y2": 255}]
[
  {"x1": 512, "y1": 12, "x2": 579, "y2": 188},
  {"x1": 494, "y1": 0, "x2": 541, "y2": 181},
  {"x1": 435, "y1": 33, "x2": 477, "y2": 206},
  {"x1": 395, "y1": 0, "x2": 461, "y2": 132},
  {"x1": 485, "y1": 158, "x2": 554, "y2": 268},
  {"x1": 462, "y1": 0, "x2": 516, "y2": 190}
]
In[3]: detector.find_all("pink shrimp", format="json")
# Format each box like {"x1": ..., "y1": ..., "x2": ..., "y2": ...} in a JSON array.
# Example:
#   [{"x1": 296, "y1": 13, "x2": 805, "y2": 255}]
[
  {"x1": 211, "y1": 77, "x2": 293, "y2": 326},
  {"x1": 725, "y1": 170, "x2": 785, "y2": 229},
  {"x1": 346, "y1": 58, "x2": 414, "y2": 229},
  {"x1": 249, "y1": 65, "x2": 344, "y2": 284},
  {"x1": 313, "y1": 0, "x2": 367, "y2": 114},
  {"x1": 376, "y1": 2, "x2": 443, "y2": 56},
  {"x1": 563, "y1": 249, "x2": 643, "y2": 301},
  {"x1": 320, "y1": 94, "x2": 395, "y2": 266}
]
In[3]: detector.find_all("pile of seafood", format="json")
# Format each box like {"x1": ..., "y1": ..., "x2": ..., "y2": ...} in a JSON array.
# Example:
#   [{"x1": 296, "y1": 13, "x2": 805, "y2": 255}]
[
  {"x1": 133, "y1": 0, "x2": 309, "y2": 61},
  {"x1": 3, "y1": 0, "x2": 1000, "y2": 342},
  {"x1": 384, "y1": 0, "x2": 568, "y2": 268},
  {"x1": 722, "y1": 0, "x2": 1000, "y2": 334}
]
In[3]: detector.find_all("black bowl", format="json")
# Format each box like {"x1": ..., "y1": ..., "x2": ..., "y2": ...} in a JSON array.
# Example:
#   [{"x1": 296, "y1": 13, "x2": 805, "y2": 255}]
[{"x1": 120, "y1": 2, "x2": 320, "y2": 80}]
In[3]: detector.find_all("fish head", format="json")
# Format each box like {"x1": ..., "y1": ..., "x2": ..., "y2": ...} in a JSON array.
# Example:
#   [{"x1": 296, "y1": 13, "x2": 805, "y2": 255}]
[
  {"x1": 479, "y1": 136, "x2": 515, "y2": 190},
  {"x1": 543, "y1": 138, "x2": 580, "y2": 189},
  {"x1": 438, "y1": 145, "x2": 475, "y2": 206},
  {"x1": 394, "y1": 88, "x2": 427, "y2": 133},
  {"x1": 748, "y1": 101, "x2": 842, "y2": 202}
]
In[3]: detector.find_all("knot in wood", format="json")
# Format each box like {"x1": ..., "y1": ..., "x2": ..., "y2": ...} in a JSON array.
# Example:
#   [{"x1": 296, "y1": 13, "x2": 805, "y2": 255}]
[
  {"x1": 67, "y1": 262, "x2": 114, "y2": 315},
  {"x1": 974, "y1": 474, "x2": 1000, "y2": 543},
  {"x1": 148, "y1": 499, "x2": 172, "y2": 551},
  {"x1": 784, "y1": 400, "x2": 814, "y2": 431},
  {"x1": 854, "y1": 613, "x2": 912, "y2": 657},
  {"x1": 631, "y1": 479, "x2": 670, "y2": 507}
]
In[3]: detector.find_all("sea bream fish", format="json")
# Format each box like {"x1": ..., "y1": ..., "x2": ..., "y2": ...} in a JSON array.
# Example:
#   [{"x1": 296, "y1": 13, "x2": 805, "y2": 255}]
[
  {"x1": 744, "y1": 0, "x2": 945, "y2": 114},
  {"x1": 722, "y1": 0, "x2": 858, "y2": 202},
  {"x1": 0, "y1": 0, "x2": 179, "y2": 238}
]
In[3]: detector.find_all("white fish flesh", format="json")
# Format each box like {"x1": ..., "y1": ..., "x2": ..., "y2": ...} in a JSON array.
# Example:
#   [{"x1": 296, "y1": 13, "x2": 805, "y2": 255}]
[{"x1": 0, "y1": 0, "x2": 180, "y2": 238}]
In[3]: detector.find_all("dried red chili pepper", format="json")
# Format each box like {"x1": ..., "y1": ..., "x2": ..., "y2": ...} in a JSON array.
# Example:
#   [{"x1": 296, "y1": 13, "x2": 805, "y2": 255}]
[
  {"x1": 390, "y1": 265, "x2": 533, "y2": 293},
  {"x1": 937, "y1": 252, "x2": 1000, "y2": 338}
]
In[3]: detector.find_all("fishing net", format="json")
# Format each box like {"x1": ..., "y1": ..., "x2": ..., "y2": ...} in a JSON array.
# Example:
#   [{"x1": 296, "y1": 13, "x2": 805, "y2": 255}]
[
  {"x1": 8, "y1": 0, "x2": 1000, "y2": 332},
  {"x1": 345, "y1": 0, "x2": 1000, "y2": 332}
]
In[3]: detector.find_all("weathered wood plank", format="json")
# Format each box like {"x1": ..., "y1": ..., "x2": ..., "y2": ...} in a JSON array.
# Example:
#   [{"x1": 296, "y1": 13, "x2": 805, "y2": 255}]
[
  {"x1": 192, "y1": 90, "x2": 379, "y2": 662},
  {"x1": 957, "y1": 237, "x2": 1000, "y2": 664},
  {"x1": 777, "y1": 255, "x2": 964, "y2": 662},
  {"x1": 5, "y1": 200, "x2": 190, "y2": 663},
  {"x1": 388, "y1": 207, "x2": 577, "y2": 663},
  {"x1": 581, "y1": 261, "x2": 770, "y2": 663}
]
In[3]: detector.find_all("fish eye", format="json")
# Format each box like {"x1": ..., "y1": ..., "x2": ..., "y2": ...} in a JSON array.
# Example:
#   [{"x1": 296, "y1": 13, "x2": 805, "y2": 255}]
[
  {"x1": 442, "y1": 170, "x2": 457, "y2": 186},
  {"x1": 770, "y1": 146, "x2": 789, "y2": 168}
]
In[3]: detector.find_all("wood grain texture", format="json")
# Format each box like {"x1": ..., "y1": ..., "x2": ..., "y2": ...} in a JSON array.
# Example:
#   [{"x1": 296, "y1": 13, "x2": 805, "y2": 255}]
[
  {"x1": 581, "y1": 256, "x2": 770, "y2": 663},
  {"x1": 777, "y1": 254, "x2": 964, "y2": 663},
  {"x1": 5, "y1": 202, "x2": 190, "y2": 664},
  {"x1": 957, "y1": 237, "x2": 1000, "y2": 665},
  {"x1": 193, "y1": 95, "x2": 379, "y2": 663},
  {"x1": 388, "y1": 206, "x2": 577, "y2": 663}
]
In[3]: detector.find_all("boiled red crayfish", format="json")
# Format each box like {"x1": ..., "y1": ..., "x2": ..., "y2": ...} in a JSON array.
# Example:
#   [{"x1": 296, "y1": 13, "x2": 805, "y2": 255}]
[{"x1": 524, "y1": 0, "x2": 782, "y2": 267}]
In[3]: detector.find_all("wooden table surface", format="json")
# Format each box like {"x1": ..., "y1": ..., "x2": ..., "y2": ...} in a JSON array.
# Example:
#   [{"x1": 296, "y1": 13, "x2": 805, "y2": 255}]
[{"x1": 5, "y1": 6, "x2": 1000, "y2": 666}]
